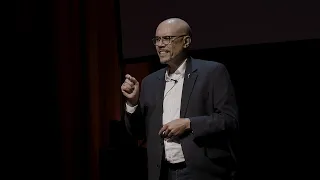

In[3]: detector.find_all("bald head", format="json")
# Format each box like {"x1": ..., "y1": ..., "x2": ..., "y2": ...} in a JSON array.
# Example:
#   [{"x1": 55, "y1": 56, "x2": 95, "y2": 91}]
[
  {"x1": 156, "y1": 18, "x2": 192, "y2": 37},
  {"x1": 154, "y1": 18, "x2": 192, "y2": 66}
]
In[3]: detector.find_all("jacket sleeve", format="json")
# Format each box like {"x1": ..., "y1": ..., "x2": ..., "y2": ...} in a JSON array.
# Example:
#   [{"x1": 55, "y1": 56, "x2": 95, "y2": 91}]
[
  {"x1": 189, "y1": 63, "x2": 239, "y2": 139},
  {"x1": 124, "y1": 79, "x2": 146, "y2": 140}
]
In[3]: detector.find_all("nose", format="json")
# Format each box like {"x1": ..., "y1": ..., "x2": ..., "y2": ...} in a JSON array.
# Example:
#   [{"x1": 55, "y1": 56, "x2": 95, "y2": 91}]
[{"x1": 157, "y1": 40, "x2": 165, "y2": 47}]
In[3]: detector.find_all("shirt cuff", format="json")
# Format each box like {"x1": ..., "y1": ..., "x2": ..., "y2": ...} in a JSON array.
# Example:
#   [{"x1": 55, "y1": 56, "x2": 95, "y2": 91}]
[{"x1": 125, "y1": 103, "x2": 138, "y2": 114}]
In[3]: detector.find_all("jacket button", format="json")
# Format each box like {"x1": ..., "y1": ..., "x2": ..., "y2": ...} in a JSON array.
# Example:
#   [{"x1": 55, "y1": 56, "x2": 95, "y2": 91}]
[{"x1": 157, "y1": 164, "x2": 160, "y2": 168}]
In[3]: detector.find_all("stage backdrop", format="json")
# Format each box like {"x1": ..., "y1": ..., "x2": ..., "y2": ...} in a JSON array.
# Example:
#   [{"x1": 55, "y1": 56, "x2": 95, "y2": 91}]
[{"x1": 119, "y1": 0, "x2": 320, "y2": 59}]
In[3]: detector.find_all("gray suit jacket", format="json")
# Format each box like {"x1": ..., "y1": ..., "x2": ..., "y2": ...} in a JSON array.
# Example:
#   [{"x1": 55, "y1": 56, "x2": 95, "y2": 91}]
[{"x1": 125, "y1": 57, "x2": 239, "y2": 180}]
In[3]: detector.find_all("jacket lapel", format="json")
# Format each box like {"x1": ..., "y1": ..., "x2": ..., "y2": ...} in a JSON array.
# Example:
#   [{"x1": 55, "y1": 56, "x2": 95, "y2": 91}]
[
  {"x1": 180, "y1": 57, "x2": 198, "y2": 118},
  {"x1": 153, "y1": 68, "x2": 166, "y2": 132},
  {"x1": 154, "y1": 58, "x2": 198, "y2": 118},
  {"x1": 156, "y1": 68, "x2": 166, "y2": 103}
]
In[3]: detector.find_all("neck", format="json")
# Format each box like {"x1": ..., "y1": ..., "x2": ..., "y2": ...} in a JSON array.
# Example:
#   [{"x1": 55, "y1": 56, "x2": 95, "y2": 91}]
[{"x1": 167, "y1": 54, "x2": 188, "y2": 74}]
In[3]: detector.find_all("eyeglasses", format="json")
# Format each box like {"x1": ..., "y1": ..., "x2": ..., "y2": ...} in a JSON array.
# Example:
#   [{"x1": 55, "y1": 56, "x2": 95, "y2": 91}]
[{"x1": 152, "y1": 35, "x2": 187, "y2": 46}]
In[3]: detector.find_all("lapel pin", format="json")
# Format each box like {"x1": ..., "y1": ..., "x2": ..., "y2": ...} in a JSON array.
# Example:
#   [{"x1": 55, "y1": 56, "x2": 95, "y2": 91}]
[{"x1": 188, "y1": 73, "x2": 190, "y2": 78}]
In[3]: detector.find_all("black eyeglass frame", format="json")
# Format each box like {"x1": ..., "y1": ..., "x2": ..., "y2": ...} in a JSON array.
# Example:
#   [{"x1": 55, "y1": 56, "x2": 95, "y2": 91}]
[{"x1": 152, "y1": 35, "x2": 188, "y2": 46}]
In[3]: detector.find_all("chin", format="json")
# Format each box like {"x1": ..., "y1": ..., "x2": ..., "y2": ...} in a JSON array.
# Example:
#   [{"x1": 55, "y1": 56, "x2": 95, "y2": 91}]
[{"x1": 159, "y1": 57, "x2": 171, "y2": 64}]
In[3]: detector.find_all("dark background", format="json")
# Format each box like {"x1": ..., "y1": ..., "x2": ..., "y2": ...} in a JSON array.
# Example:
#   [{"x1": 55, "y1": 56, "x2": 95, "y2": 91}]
[
  {"x1": 119, "y1": 0, "x2": 320, "y2": 58},
  {"x1": 15, "y1": 0, "x2": 319, "y2": 179}
]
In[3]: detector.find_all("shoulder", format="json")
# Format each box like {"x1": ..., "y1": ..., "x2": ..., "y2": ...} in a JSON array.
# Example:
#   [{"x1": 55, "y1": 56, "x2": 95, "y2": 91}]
[
  {"x1": 141, "y1": 67, "x2": 165, "y2": 85},
  {"x1": 191, "y1": 58, "x2": 228, "y2": 73}
]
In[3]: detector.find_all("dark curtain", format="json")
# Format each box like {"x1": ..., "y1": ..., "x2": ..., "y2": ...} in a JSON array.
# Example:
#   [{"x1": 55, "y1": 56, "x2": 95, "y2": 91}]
[
  {"x1": 54, "y1": 0, "x2": 122, "y2": 179},
  {"x1": 16, "y1": 0, "x2": 122, "y2": 179}
]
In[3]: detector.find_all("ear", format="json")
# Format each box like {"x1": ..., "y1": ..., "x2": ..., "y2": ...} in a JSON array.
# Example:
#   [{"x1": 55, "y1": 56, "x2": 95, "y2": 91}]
[{"x1": 183, "y1": 36, "x2": 191, "y2": 48}]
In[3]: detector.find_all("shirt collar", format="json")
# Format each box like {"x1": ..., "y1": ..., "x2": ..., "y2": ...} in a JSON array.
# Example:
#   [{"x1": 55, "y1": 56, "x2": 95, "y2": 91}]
[{"x1": 164, "y1": 59, "x2": 187, "y2": 82}]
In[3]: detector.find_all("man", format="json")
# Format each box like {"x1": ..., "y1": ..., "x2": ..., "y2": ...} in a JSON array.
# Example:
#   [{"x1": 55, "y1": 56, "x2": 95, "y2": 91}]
[{"x1": 121, "y1": 18, "x2": 238, "y2": 180}]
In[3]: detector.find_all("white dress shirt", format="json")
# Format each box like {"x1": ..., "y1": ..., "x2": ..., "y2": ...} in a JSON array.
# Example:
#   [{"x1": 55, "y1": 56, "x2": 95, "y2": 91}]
[{"x1": 126, "y1": 59, "x2": 187, "y2": 164}]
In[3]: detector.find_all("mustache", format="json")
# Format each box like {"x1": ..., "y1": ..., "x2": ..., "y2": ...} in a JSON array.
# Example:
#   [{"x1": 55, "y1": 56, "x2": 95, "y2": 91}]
[{"x1": 158, "y1": 49, "x2": 170, "y2": 52}]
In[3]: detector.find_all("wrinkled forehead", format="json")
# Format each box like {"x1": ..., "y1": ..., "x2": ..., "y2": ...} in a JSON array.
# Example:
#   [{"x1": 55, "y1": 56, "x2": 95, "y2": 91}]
[{"x1": 155, "y1": 23, "x2": 182, "y2": 36}]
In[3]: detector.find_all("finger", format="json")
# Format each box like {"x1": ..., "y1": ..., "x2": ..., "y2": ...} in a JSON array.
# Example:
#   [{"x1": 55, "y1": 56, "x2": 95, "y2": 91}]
[
  {"x1": 125, "y1": 74, "x2": 131, "y2": 79},
  {"x1": 121, "y1": 84, "x2": 132, "y2": 92},
  {"x1": 123, "y1": 88, "x2": 133, "y2": 94},
  {"x1": 121, "y1": 85, "x2": 131, "y2": 95},
  {"x1": 125, "y1": 74, "x2": 138, "y2": 85},
  {"x1": 167, "y1": 129, "x2": 175, "y2": 138},
  {"x1": 122, "y1": 83, "x2": 133, "y2": 91},
  {"x1": 168, "y1": 127, "x2": 179, "y2": 137},
  {"x1": 159, "y1": 125, "x2": 168, "y2": 136},
  {"x1": 123, "y1": 81, "x2": 133, "y2": 87},
  {"x1": 121, "y1": 85, "x2": 134, "y2": 95},
  {"x1": 125, "y1": 79, "x2": 134, "y2": 86},
  {"x1": 163, "y1": 129, "x2": 171, "y2": 138},
  {"x1": 129, "y1": 76, "x2": 138, "y2": 84},
  {"x1": 121, "y1": 89, "x2": 130, "y2": 97}
]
